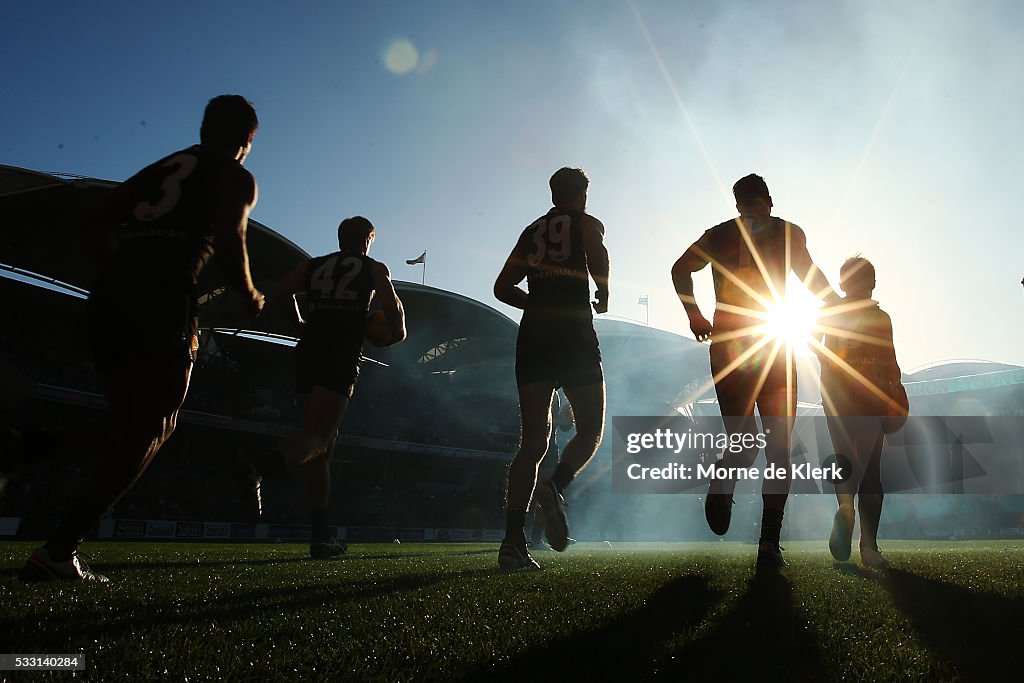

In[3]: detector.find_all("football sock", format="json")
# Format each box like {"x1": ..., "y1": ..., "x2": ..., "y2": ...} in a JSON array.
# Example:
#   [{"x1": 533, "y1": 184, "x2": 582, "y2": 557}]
[
  {"x1": 759, "y1": 505, "x2": 784, "y2": 546},
  {"x1": 858, "y1": 493, "x2": 883, "y2": 549},
  {"x1": 551, "y1": 462, "x2": 575, "y2": 493},
  {"x1": 46, "y1": 500, "x2": 108, "y2": 561},
  {"x1": 504, "y1": 507, "x2": 527, "y2": 545},
  {"x1": 310, "y1": 508, "x2": 329, "y2": 543}
]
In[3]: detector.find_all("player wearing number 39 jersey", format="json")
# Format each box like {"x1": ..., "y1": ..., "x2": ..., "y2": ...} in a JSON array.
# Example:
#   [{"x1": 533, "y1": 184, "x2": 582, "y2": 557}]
[
  {"x1": 493, "y1": 167, "x2": 610, "y2": 570},
  {"x1": 22, "y1": 95, "x2": 263, "y2": 582},
  {"x1": 270, "y1": 216, "x2": 406, "y2": 558}
]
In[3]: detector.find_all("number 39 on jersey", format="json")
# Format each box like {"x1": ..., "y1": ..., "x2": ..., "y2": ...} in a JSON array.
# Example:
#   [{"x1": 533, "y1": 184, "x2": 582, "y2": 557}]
[{"x1": 526, "y1": 215, "x2": 573, "y2": 267}]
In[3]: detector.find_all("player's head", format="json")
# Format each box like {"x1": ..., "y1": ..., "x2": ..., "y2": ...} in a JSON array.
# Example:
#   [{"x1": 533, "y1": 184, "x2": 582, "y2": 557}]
[
  {"x1": 733, "y1": 173, "x2": 772, "y2": 215},
  {"x1": 338, "y1": 216, "x2": 376, "y2": 253},
  {"x1": 550, "y1": 167, "x2": 589, "y2": 210},
  {"x1": 839, "y1": 255, "x2": 875, "y2": 297},
  {"x1": 200, "y1": 95, "x2": 259, "y2": 160}
]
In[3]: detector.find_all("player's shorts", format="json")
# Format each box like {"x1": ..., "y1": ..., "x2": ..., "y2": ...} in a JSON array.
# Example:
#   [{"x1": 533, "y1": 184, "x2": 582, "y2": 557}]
[
  {"x1": 294, "y1": 337, "x2": 361, "y2": 398},
  {"x1": 515, "y1": 313, "x2": 603, "y2": 389},
  {"x1": 825, "y1": 415, "x2": 885, "y2": 495},
  {"x1": 87, "y1": 285, "x2": 198, "y2": 373},
  {"x1": 821, "y1": 375, "x2": 888, "y2": 418},
  {"x1": 710, "y1": 337, "x2": 795, "y2": 416}
]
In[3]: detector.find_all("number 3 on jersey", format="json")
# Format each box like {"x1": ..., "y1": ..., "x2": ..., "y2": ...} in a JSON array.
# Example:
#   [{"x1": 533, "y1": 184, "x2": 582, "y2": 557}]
[
  {"x1": 311, "y1": 255, "x2": 363, "y2": 300},
  {"x1": 526, "y1": 215, "x2": 572, "y2": 267},
  {"x1": 133, "y1": 153, "x2": 198, "y2": 222}
]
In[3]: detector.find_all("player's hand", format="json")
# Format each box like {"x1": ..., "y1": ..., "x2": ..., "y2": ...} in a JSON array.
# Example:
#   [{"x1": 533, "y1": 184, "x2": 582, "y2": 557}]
[
  {"x1": 689, "y1": 314, "x2": 713, "y2": 342},
  {"x1": 592, "y1": 290, "x2": 609, "y2": 315},
  {"x1": 247, "y1": 289, "x2": 266, "y2": 318}
]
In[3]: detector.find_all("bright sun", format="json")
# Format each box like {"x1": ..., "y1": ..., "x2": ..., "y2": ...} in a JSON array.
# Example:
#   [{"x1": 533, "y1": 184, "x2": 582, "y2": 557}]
[{"x1": 762, "y1": 290, "x2": 822, "y2": 355}]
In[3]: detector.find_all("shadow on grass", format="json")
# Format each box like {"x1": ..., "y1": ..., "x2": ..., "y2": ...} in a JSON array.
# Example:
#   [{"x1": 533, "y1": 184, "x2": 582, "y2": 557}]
[
  {"x1": 467, "y1": 574, "x2": 723, "y2": 681},
  {"x1": 470, "y1": 569, "x2": 828, "y2": 681},
  {"x1": 1, "y1": 565, "x2": 502, "y2": 651},
  {"x1": 876, "y1": 568, "x2": 1024, "y2": 681},
  {"x1": 671, "y1": 569, "x2": 829, "y2": 680}
]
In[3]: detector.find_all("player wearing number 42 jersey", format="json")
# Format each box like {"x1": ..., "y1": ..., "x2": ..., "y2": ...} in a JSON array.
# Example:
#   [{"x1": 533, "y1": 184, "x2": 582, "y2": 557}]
[
  {"x1": 22, "y1": 95, "x2": 264, "y2": 582},
  {"x1": 493, "y1": 167, "x2": 610, "y2": 570},
  {"x1": 270, "y1": 216, "x2": 406, "y2": 559}
]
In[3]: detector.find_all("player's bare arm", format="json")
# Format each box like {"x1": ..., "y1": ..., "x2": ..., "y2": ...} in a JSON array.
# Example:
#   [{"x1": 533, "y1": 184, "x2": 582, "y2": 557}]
[
  {"x1": 271, "y1": 258, "x2": 310, "y2": 332},
  {"x1": 493, "y1": 246, "x2": 530, "y2": 310},
  {"x1": 671, "y1": 241, "x2": 713, "y2": 342},
  {"x1": 582, "y1": 214, "x2": 610, "y2": 314},
  {"x1": 787, "y1": 224, "x2": 841, "y2": 306},
  {"x1": 212, "y1": 164, "x2": 264, "y2": 317},
  {"x1": 371, "y1": 262, "x2": 407, "y2": 346}
]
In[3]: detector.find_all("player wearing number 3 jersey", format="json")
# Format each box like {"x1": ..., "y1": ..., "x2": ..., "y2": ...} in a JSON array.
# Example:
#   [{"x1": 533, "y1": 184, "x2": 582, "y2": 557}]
[
  {"x1": 22, "y1": 95, "x2": 264, "y2": 582},
  {"x1": 270, "y1": 216, "x2": 406, "y2": 558},
  {"x1": 493, "y1": 167, "x2": 610, "y2": 570}
]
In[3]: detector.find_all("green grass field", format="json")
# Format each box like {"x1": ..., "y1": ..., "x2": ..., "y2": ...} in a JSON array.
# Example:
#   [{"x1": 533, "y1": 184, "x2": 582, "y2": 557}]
[{"x1": 1, "y1": 540, "x2": 1021, "y2": 681}]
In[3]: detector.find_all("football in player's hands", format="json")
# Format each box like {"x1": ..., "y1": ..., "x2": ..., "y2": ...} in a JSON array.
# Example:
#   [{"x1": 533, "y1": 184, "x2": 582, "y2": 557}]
[{"x1": 364, "y1": 310, "x2": 394, "y2": 347}]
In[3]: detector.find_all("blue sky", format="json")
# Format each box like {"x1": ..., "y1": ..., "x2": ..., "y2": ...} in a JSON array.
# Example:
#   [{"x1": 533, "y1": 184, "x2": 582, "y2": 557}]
[{"x1": 3, "y1": 0, "x2": 1023, "y2": 371}]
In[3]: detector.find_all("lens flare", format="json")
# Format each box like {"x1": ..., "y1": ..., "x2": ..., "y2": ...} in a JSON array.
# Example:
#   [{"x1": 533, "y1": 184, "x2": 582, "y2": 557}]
[
  {"x1": 384, "y1": 39, "x2": 419, "y2": 76},
  {"x1": 762, "y1": 291, "x2": 822, "y2": 354}
]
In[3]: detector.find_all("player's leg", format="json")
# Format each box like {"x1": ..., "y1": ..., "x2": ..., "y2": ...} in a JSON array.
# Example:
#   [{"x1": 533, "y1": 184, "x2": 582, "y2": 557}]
[
  {"x1": 534, "y1": 379, "x2": 605, "y2": 551},
  {"x1": 550, "y1": 381, "x2": 605, "y2": 488},
  {"x1": 24, "y1": 355, "x2": 192, "y2": 582},
  {"x1": 857, "y1": 424, "x2": 888, "y2": 568},
  {"x1": 826, "y1": 416, "x2": 858, "y2": 562},
  {"x1": 282, "y1": 386, "x2": 349, "y2": 468},
  {"x1": 300, "y1": 387, "x2": 351, "y2": 559},
  {"x1": 499, "y1": 381, "x2": 556, "y2": 569},
  {"x1": 305, "y1": 448, "x2": 347, "y2": 558},
  {"x1": 751, "y1": 358, "x2": 796, "y2": 568},
  {"x1": 704, "y1": 341, "x2": 759, "y2": 535}
]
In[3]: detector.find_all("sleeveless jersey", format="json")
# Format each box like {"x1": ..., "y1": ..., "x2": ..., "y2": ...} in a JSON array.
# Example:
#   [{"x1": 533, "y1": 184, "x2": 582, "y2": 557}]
[
  {"x1": 108, "y1": 145, "x2": 232, "y2": 293},
  {"x1": 693, "y1": 216, "x2": 804, "y2": 335},
  {"x1": 516, "y1": 208, "x2": 590, "y2": 316},
  {"x1": 302, "y1": 250, "x2": 377, "y2": 346},
  {"x1": 820, "y1": 300, "x2": 899, "y2": 412}
]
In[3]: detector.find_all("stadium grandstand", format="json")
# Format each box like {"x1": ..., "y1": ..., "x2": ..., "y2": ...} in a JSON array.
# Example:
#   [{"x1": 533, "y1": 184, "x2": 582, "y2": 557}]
[
  {"x1": 0, "y1": 164, "x2": 519, "y2": 542},
  {"x1": 2, "y1": 164, "x2": 1022, "y2": 543}
]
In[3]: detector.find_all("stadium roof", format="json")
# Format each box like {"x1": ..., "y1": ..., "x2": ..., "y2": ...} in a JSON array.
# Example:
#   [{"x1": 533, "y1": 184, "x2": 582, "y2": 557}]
[
  {"x1": 0, "y1": 164, "x2": 304, "y2": 335},
  {"x1": 904, "y1": 359, "x2": 1024, "y2": 381},
  {"x1": 0, "y1": 164, "x2": 517, "y2": 345}
]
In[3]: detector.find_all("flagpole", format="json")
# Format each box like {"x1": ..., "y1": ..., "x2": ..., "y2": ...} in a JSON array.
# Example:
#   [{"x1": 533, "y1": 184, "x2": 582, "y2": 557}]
[{"x1": 406, "y1": 250, "x2": 427, "y2": 285}]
